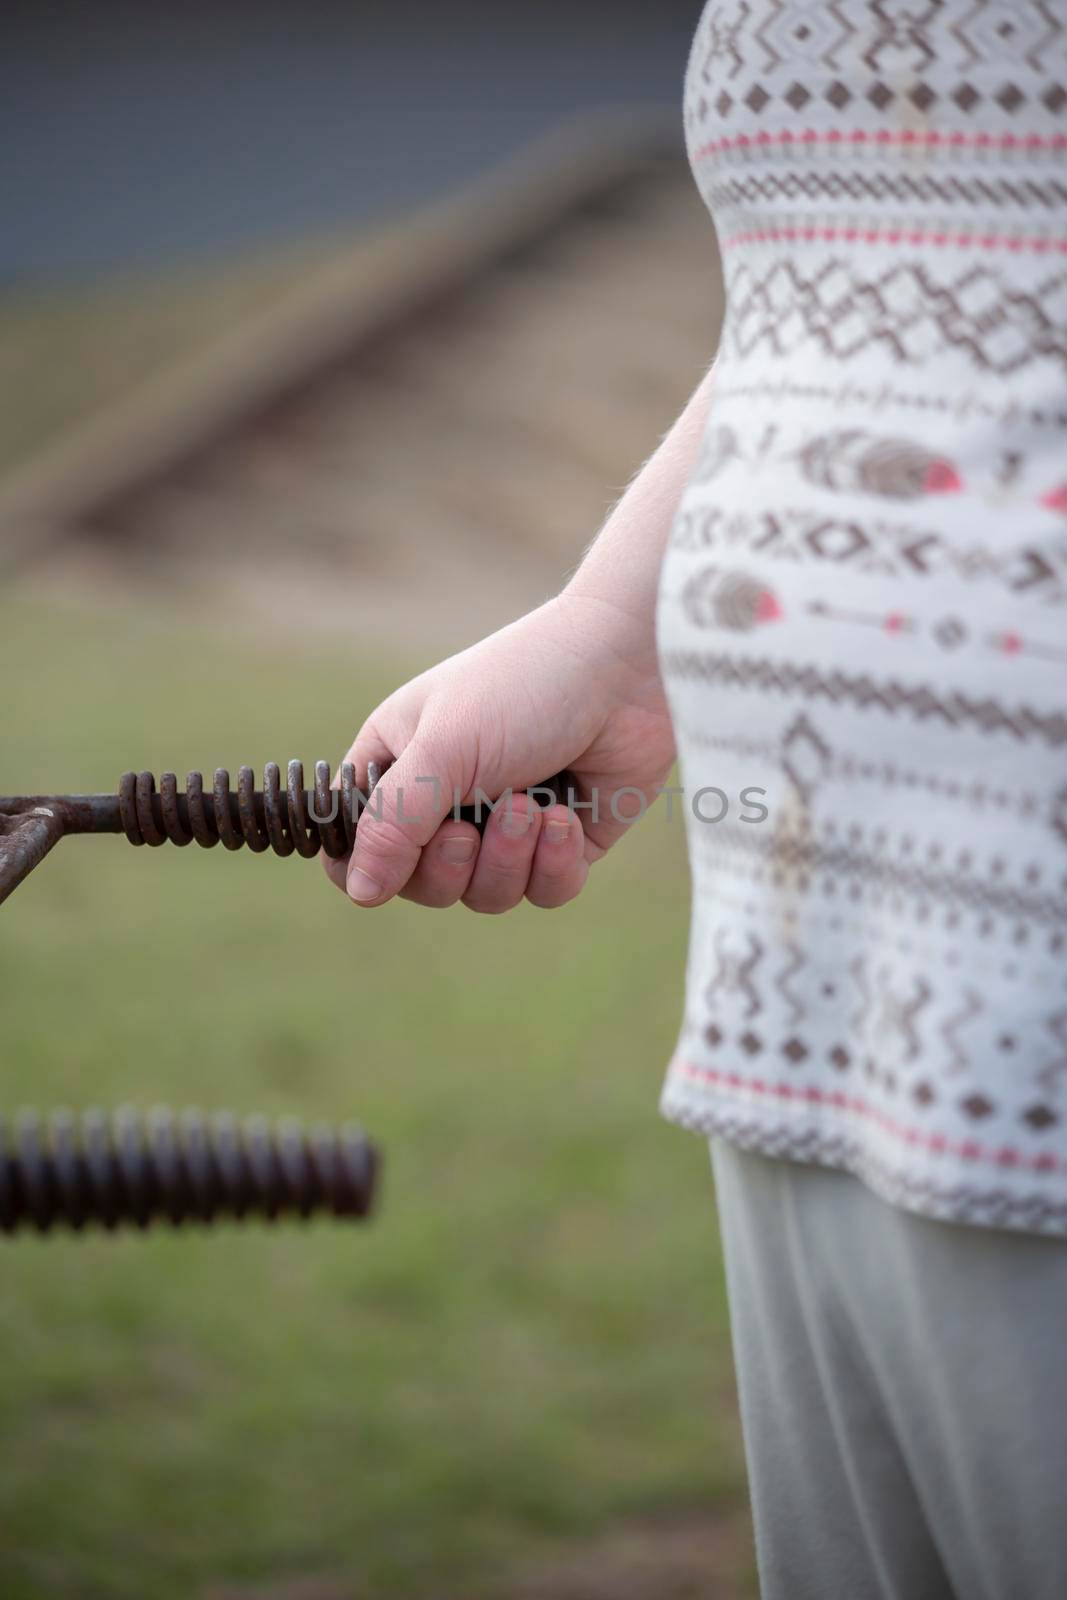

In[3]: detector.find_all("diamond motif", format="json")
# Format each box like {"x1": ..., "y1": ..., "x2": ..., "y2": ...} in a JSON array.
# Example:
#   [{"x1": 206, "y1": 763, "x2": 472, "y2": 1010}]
[
  {"x1": 825, "y1": 80, "x2": 851, "y2": 109},
  {"x1": 782, "y1": 712, "x2": 832, "y2": 801},
  {"x1": 782, "y1": 1037, "x2": 809, "y2": 1064},
  {"x1": 1053, "y1": 785, "x2": 1067, "y2": 847},
  {"x1": 996, "y1": 83, "x2": 1025, "y2": 113},
  {"x1": 1023, "y1": 1104, "x2": 1058, "y2": 1131},
  {"x1": 953, "y1": 82, "x2": 981, "y2": 111},
  {"x1": 745, "y1": 83, "x2": 770, "y2": 113},
  {"x1": 740, "y1": 1030, "x2": 763, "y2": 1056},
  {"x1": 933, "y1": 616, "x2": 967, "y2": 650},
  {"x1": 829, "y1": 1045, "x2": 850, "y2": 1071},
  {"x1": 868, "y1": 82, "x2": 894, "y2": 110},
  {"x1": 725, "y1": 256, "x2": 1067, "y2": 375},
  {"x1": 715, "y1": 91, "x2": 733, "y2": 118},
  {"x1": 785, "y1": 81, "x2": 811, "y2": 110},
  {"x1": 805, "y1": 520, "x2": 870, "y2": 562},
  {"x1": 913, "y1": 1081, "x2": 936, "y2": 1106},
  {"x1": 1044, "y1": 85, "x2": 1067, "y2": 113},
  {"x1": 910, "y1": 83, "x2": 936, "y2": 112},
  {"x1": 705, "y1": 1022, "x2": 723, "y2": 1048},
  {"x1": 961, "y1": 1093, "x2": 995, "y2": 1120},
  {"x1": 961, "y1": 0, "x2": 1054, "y2": 65}
]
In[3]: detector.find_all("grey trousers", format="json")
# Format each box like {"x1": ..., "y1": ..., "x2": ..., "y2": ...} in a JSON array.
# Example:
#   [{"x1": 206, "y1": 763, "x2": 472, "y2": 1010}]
[{"x1": 711, "y1": 1139, "x2": 1067, "y2": 1600}]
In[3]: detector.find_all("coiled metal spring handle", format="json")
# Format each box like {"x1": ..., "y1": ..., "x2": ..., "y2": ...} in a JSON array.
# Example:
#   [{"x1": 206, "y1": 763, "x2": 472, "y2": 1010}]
[
  {"x1": 0, "y1": 759, "x2": 574, "y2": 903},
  {"x1": 118, "y1": 760, "x2": 371, "y2": 858},
  {"x1": 0, "y1": 1106, "x2": 377, "y2": 1234}
]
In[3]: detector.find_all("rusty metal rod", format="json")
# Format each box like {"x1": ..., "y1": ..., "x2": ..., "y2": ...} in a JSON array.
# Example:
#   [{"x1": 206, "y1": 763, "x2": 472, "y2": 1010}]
[
  {"x1": 0, "y1": 1106, "x2": 378, "y2": 1234},
  {"x1": 0, "y1": 760, "x2": 573, "y2": 905}
]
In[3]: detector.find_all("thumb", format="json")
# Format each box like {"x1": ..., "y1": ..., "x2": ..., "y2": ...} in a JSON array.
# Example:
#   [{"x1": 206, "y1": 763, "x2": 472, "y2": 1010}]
[{"x1": 345, "y1": 732, "x2": 462, "y2": 906}]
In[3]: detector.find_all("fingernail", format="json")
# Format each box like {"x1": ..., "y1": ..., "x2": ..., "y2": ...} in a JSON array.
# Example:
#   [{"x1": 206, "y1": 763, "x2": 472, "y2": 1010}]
[
  {"x1": 347, "y1": 866, "x2": 383, "y2": 903},
  {"x1": 544, "y1": 819, "x2": 572, "y2": 845},
  {"x1": 500, "y1": 805, "x2": 533, "y2": 837},
  {"x1": 441, "y1": 836, "x2": 476, "y2": 864}
]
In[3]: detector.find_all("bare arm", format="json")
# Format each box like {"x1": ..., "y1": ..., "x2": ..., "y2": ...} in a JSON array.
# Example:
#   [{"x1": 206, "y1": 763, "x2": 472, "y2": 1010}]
[{"x1": 565, "y1": 360, "x2": 715, "y2": 659}]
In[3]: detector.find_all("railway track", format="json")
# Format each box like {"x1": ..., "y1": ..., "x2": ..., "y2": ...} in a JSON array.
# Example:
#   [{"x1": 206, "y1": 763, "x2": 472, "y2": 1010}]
[{"x1": 2, "y1": 121, "x2": 723, "y2": 647}]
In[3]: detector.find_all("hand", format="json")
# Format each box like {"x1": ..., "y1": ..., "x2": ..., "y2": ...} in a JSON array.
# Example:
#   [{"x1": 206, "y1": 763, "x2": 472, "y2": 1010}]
[{"x1": 322, "y1": 591, "x2": 675, "y2": 912}]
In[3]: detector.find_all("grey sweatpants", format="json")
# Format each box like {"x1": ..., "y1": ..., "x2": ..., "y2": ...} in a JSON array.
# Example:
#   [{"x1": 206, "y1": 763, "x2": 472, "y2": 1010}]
[{"x1": 711, "y1": 1139, "x2": 1067, "y2": 1600}]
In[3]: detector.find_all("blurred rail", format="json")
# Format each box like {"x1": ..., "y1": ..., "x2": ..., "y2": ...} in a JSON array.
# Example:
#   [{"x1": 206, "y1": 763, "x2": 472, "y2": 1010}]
[{"x1": 0, "y1": 110, "x2": 722, "y2": 637}]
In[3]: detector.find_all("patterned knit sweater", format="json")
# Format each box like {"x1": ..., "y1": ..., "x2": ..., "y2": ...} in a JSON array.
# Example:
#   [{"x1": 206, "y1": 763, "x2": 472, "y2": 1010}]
[{"x1": 657, "y1": 0, "x2": 1067, "y2": 1234}]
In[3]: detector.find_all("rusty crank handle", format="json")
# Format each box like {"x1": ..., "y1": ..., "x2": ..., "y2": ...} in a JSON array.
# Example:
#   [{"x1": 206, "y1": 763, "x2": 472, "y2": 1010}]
[
  {"x1": 0, "y1": 1105, "x2": 377, "y2": 1234},
  {"x1": 0, "y1": 760, "x2": 578, "y2": 905}
]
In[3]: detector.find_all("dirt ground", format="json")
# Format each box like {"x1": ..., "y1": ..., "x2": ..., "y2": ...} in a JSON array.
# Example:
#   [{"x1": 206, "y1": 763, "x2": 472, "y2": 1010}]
[{"x1": 8, "y1": 168, "x2": 723, "y2": 656}]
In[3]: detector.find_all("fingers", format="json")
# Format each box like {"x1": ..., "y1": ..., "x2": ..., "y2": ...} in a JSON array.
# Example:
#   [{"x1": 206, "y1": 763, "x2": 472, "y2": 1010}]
[
  {"x1": 319, "y1": 706, "x2": 593, "y2": 912},
  {"x1": 461, "y1": 792, "x2": 542, "y2": 914},
  {"x1": 525, "y1": 804, "x2": 587, "y2": 909},
  {"x1": 320, "y1": 716, "x2": 396, "y2": 898},
  {"x1": 393, "y1": 794, "x2": 586, "y2": 913},
  {"x1": 399, "y1": 820, "x2": 480, "y2": 908},
  {"x1": 345, "y1": 732, "x2": 460, "y2": 906}
]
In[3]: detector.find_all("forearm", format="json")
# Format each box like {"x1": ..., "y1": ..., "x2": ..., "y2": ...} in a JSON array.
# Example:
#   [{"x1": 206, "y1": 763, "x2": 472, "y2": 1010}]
[{"x1": 563, "y1": 361, "x2": 715, "y2": 663}]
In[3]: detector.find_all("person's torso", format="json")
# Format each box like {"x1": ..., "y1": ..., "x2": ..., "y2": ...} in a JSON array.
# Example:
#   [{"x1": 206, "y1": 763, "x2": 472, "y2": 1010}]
[{"x1": 657, "y1": 0, "x2": 1067, "y2": 1233}]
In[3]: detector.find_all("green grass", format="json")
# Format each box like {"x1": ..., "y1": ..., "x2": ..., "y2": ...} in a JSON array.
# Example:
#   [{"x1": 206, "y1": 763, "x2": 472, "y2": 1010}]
[{"x1": 0, "y1": 594, "x2": 745, "y2": 1598}]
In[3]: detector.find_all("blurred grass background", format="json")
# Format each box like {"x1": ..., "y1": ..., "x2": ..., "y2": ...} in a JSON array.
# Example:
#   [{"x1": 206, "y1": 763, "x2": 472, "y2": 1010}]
[
  {"x1": 0, "y1": 6, "x2": 744, "y2": 1590},
  {"x1": 0, "y1": 592, "x2": 749, "y2": 1598}
]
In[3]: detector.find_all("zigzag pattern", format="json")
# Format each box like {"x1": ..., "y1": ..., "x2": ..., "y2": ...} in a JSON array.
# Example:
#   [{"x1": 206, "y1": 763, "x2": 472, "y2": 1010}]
[
  {"x1": 1037, "y1": 1010, "x2": 1067, "y2": 1095},
  {"x1": 706, "y1": 170, "x2": 1067, "y2": 212},
  {"x1": 662, "y1": 649, "x2": 1067, "y2": 746},
  {"x1": 671, "y1": 501, "x2": 1067, "y2": 599},
  {"x1": 705, "y1": 928, "x2": 765, "y2": 1017},
  {"x1": 725, "y1": 258, "x2": 1067, "y2": 373},
  {"x1": 685, "y1": 0, "x2": 1066, "y2": 136},
  {"x1": 875, "y1": 968, "x2": 932, "y2": 1062},
  {"x1": 940, "y1": 988, "x2": 984, "y2": 1075},
  {"x1": 694, "y1": 827, "x2": 1067, "y2": 927},
  {"x1": 774, "y1": 942, "x2": 805, "y2": 1025}
]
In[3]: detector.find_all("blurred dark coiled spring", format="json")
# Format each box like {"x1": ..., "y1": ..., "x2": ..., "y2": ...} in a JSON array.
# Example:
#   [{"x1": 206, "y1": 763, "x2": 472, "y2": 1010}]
[
  {"x1": 118, "y1": 760, "x2": 372, "y2": 860},
  {"x1": 0, "y1": 1107, "x2": 378, "y2": 1233}
]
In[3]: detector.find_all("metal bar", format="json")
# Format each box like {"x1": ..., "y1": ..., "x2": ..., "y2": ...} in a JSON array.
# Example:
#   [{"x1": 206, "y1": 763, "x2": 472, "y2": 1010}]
[
  {"x1": 0, "y1": 807, "x2": 68, "y2": 904},
  {"x1": 0, "y1": 795, "x2": 121, "y2": 831},
  {"x1": 0, "y1": 761, "x2": 572, "y2": 903},
  {"x1": 0, "y1": 1106, "x2": 378, "y2": 1234}
]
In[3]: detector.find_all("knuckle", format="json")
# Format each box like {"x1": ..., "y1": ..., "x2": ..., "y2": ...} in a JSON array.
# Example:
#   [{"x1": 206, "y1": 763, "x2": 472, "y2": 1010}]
[
  {"x1": 356, "y1": 813, "x2": 417, "y2": 867},
  {"x1": 532, "y1": 853, "x2": 573, "y2": 882},
  {"x1": 479, "y1": 846, "x2": 530, "y2": 879}
]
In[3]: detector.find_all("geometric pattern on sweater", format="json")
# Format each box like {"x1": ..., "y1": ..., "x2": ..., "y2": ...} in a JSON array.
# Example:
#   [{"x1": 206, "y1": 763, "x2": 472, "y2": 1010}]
[{"x1": 657, "y1": 0, "x2": 1067, "y2": 1235}]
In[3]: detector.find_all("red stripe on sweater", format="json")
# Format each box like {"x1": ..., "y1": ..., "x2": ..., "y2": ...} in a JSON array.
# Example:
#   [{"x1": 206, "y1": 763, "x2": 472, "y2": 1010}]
[
  {"x1": 674, "y1": 1059, "x2": 1062, "y2": 1174},
  {"x1": 719, "y1": 224, "x2": 1067, "y2": 253},
  {"x1": 694, "y1": 128, "x2": 1067, "y2": 160}
]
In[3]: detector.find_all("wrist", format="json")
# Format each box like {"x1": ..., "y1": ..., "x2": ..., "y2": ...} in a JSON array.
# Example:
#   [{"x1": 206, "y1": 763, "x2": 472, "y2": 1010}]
[{"x1": 552, "y1": 586, "x2": 660, "y2": 686}]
